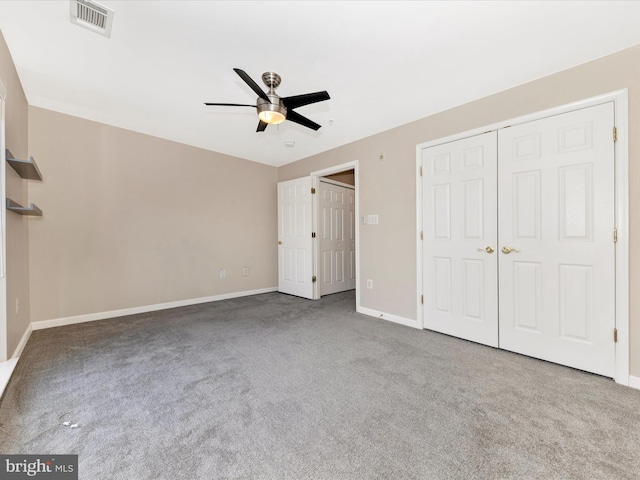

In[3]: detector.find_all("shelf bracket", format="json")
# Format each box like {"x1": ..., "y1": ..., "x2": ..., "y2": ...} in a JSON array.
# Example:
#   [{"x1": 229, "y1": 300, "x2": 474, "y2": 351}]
[
  {"x1": 5, "y1": 149, "x2": 43, "y2": 181},
  {"x1": 6, "y1": 198, "x2": 43, "y2": 216}
]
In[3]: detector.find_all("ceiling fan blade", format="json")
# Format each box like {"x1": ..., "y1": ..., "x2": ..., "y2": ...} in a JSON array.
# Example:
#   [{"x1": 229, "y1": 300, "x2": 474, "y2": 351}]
[
  {"x1": 257, "y1": 120, "x2": 268, "y2": 132},
  {"x1": 204, "y1": 102, "x2": 256, "y2": 107},
  {"x1": 286, "y1": 110, "x2": 322, "y2": 131},
  {"x1": 281, "y1": 91, "x2": 330, "y2": 110},
  {"x1": 233, "y1": 68, "x2": 271, "y2": 103}
]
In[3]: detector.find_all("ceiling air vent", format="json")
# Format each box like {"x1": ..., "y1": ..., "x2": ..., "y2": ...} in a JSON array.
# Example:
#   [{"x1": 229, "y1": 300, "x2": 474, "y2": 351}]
[{"x1": 70, "y1": 0, "x2": 114, "y2": 38}]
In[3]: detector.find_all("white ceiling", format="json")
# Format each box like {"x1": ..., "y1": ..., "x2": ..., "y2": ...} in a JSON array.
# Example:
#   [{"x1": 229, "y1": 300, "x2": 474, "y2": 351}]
[{"x1": 1, "y1": 1, "x2": 640, "y2": 167}]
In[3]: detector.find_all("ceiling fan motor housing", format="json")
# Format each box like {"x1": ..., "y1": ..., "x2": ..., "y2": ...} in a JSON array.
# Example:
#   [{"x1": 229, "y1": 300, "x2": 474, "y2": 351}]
[{"x1": 257, "y1": 96, "x2": 287, "y2": 124}]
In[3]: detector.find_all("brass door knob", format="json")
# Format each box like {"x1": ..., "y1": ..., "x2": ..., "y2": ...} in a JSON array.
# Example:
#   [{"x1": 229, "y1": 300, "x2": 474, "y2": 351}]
[
  {"x1": 278, "y1": 241, "x2": 282, "y2": 245},
  {"x1": 477, "y1": 246, "x2": 495, "y2": 254},
  {"x1": 501, "y1": 246, "x2": 520, "y2": 254}
]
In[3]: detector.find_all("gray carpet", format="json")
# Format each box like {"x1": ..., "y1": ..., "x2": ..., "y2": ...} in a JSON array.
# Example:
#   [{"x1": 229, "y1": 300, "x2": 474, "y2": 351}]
[{"x1": 1, "y1": 291, "x2": 639, "y2": 479}]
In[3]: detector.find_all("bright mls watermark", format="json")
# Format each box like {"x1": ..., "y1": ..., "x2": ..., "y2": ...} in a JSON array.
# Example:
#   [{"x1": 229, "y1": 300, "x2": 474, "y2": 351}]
[{"x1": 0, "y1": 455, "x2": 77, "y2": 479}]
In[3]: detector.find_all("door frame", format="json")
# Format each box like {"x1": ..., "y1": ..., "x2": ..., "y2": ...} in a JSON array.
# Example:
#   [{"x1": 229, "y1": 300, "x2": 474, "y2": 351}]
[
  {"x1": 311, "y1": 161, "x2": 359, "y2": 306},
  {"x1": 0, "y1": 79, "x2": 7, "y2": 362},
  {"x1": 416, "y1": 89, "x2": 629, "y2": 385}
]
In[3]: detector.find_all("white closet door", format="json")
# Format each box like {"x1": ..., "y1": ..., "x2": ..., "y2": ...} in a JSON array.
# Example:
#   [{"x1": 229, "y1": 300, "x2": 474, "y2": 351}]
[
  {"x1": 422, "y1": 132, "x2": 499, "y2": 347},
  {"x1": 319, "y1": 181, "x2": 354, "y2": 296},
  {"x1": 277, "y1": 177, "x2": 314, "y2": 299},
  {"x1": 498, "y1": 103, "x2": 615, "y2": 377}
]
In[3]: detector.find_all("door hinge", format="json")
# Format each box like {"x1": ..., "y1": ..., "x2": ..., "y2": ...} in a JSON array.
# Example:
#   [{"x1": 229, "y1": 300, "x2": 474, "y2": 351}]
[
  {"x1": 613, "y1": 127, "x2": 617, "y2": 142},
  {"x1": 421, "y1": 294, "x2": 424, "y2": 305},
  {"x1": 420, "y1": 231, "x2": 423, "y2": 240},
  {"x1": 614, "y1": 228, "x2": 618, "y2": 243},
  {"x1": 614, "y1": 328, "x2": 618, "y2": 343},
  {"x1": 312, "y1": 232, "x2": 316, "y2": 238},
  {"x1": 420, "y1": 166, "x2": 423, "y2": 177},
  {"x1": 312, "y1": 275, "x2": 317, "y2": 283},
  {"x1": 311, "y1": 187, "x2": 316, "y2": 194}
]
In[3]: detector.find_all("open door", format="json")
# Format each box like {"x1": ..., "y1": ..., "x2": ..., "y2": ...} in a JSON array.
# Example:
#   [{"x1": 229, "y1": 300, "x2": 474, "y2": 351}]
[{"x1": 277, "y1": 177, "x2": 314, "y2": 299}]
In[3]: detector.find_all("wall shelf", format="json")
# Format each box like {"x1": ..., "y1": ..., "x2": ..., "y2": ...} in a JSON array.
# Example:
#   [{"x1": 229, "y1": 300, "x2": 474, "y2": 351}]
[
  {"x1": 5, "y1": 149, "x2": 42, "y2": 181},
  {"x1": 6, "y1": 198, "x2": 42, "y2": 216}
]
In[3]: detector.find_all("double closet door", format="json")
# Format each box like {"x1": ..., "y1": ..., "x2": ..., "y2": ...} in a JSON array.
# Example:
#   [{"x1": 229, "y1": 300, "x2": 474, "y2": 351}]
[{"x1": 422, "y1": 103, "x2": 616, "y2": 377}]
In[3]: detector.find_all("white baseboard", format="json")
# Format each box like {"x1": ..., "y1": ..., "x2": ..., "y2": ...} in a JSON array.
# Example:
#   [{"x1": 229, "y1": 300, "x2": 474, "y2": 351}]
[
  {"x1": 12, "y1": 323, "x2": 32, "y2": 359},
  {"x1": 357, "y1": 306, "x2": 421, "y2": 329},
  {"x1": 629, "y1": 375, "x2": 640, "y2": 390},
  {"x1": 0, "y1": 358, "x2": 19, "y2": 399},
  {"x1": 0, "y1": 322, "x2": 33, "y2": 398},
  {"x1": 31, "y1": 287, "x2": 278, "y2": 331}
]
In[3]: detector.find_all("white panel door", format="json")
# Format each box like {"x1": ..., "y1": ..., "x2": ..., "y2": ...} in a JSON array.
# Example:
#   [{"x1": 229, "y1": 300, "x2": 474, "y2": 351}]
[
  {"x1": 498, "y1": 103, "x2": 615, "y2": 376},
  {"x1": 319, "y1": 181, "x2": 355, "y2": 296},
  {"x1": 278, "y1": 177, "x2": 314, "y2": 299},
  {"x1": 422, "y1": 131, "x2": 499, "y2": 347}
]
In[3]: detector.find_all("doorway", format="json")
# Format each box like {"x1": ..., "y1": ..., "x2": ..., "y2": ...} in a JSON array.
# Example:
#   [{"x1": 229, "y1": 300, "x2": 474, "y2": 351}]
[
  {"x1": 318, "y1": 173, "x2": 356, "y2": 296},
  {"x1": 312, "y1": 162, "x2": 358, "y2": 302},
  {"x1": 277, "y1": 161, "x2": 359, "y2": 304}
]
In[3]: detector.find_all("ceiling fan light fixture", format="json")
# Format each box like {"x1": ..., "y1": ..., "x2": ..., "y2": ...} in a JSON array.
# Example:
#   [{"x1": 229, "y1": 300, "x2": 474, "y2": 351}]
[
  {"x1": 257, "y1": 100, "x2": 287, "y2": 125},
  {"x1": 258, "y1": 110, "x2": 286, "y2": 125}
]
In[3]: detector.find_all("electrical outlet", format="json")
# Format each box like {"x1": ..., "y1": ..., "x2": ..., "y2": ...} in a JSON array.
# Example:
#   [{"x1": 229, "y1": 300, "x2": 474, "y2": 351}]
[
  {"x1": 219, "y1": 268, "x2": 226, "y2": 279},
  {"x1": 242, "y1": 267, "x2": 249, "y2": 277},
  {"x1": 366, "y1": 279, "x2": 373, "y2": 289}
]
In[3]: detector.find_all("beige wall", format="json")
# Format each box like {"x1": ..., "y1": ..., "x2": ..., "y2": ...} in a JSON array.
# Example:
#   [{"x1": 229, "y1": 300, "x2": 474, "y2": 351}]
[
  {"x1": 279, "y1": 44, "x2": 640, "y2": 376},
  {"x1": 0, "y1": 31, "x2": 31, "y2": 360},
  {"x1": 28, "y1": 107, "x2": 277, "y2": 322}
]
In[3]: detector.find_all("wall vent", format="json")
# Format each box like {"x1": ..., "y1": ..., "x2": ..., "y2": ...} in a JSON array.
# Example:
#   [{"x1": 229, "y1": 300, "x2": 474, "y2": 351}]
[{"x1": 70, "y1": 0, "x2": 114, "y2": 38}]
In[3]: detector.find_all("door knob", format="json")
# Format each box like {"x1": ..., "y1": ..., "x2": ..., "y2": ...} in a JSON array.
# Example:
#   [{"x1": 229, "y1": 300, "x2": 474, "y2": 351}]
[
  {"x1": 278, "y1": 241, "x2": 282, "y2": 245},
  {"x1": 501, "y1": 246, "x2": 520, "y2": 254},
  {"x1": 477, "y1": 246, "x2": 495, "y2": 254}
]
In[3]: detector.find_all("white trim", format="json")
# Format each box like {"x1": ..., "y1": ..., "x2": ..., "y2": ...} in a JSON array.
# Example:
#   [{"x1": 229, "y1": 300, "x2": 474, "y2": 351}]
[
  {"x1": 629, "y1": 376, "x2": 640, "y2": 391},
  {"x1": 0, "y1": 324, "x2": 33, "y2": 398},
  {"x1": 613, "y1": 90, "x2": 629, "y2": 386},
  {"x1": 0, "y1": 85, "x2": 6, "y2": 361},
  {"x1": 11, "y1": 323, "x2": 31, "y2": 359},
  {"x1": 416, "y1": 148, "x2": 424, "y2": 330},
  {"x1": 32, "y1": 287, "x2": 278, "y2": 331},
  {"x1": 416, "y1": 89, "x2": 629, "y2": 385},
  {"x1": 310, "y1": 161, "x2": 359, "y2": 306},
  {"x1": 357, "y1": 306, "x2": 421, "y2": 330},
  {"x1": 416, "y1": 90, "x2": 627, "y2": 151},
  {"x1": 319, "y1": 177, "x2": 355, "y2": 190},
  {"x1": 0, "y1": 358, "x2": 18, "y2": 399}
]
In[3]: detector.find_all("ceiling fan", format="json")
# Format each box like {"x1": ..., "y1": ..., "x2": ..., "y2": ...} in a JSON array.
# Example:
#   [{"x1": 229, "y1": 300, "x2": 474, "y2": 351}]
[{"x1": 205, "y1": 68, "x2": 330, "y2": 132}]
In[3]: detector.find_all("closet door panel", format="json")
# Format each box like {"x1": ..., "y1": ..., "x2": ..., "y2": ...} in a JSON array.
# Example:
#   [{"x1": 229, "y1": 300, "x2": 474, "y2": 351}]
[
  {"x1": 422, "y1": 132, "x2": 499, "y2": 347},
  {"x1": 498, "y1": 102, "x2": 615, "y2": 377}
]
